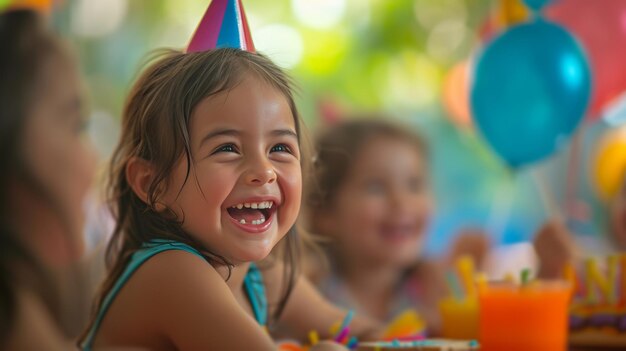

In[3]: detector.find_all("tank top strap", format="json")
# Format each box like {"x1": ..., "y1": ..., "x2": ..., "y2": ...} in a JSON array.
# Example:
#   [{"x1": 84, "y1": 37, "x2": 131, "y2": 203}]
[
  {"x1": 81, "y1": 240, "x2": 205, "y2": 350},
  {"x1": 81, "y1": 239, "x2": 269, "y2": 350},
  {"x1": 244, "y1": 262, "x2": 268, "y2": 326}
]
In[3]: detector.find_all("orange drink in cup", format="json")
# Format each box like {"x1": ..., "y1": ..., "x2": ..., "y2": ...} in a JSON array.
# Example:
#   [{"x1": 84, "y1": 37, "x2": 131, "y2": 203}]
[
  {"x1": 478, "y1": 280, "x2": 571, "y2": 351},
  {"x1": 439, "y1": 297, "x2": 479, "y2": 339}
]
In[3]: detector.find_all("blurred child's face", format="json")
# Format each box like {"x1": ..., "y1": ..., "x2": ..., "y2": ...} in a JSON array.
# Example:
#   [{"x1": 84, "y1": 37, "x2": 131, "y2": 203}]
[
  {"x1": 162, "y1": 76, "x2": 302, "y2": 264},
  {"x1": 16, "y1": 55, "x2": 96, "y2": 264},
  {"x1": 325, "y1": 136, "x2": 432, "y2": 267}
]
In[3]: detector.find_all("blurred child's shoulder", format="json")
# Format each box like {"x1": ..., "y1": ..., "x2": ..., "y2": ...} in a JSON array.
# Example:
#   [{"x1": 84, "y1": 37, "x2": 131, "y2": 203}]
[
  {"x1": 407, "y1": 259, "x2": 446, "y2": 291},
  {"x1": 410, "y1": 259, "x2": 442, "y2": 276}
]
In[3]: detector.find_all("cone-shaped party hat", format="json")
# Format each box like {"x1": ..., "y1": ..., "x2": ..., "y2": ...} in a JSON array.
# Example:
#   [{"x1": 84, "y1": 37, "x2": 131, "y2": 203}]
[{"x1": 187, "y1": 0, "x2": 255, "y2": 53}]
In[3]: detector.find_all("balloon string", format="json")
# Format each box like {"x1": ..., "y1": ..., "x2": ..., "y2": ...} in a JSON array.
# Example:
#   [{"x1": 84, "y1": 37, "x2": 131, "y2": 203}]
[
  {"x1": 565, "y1": 128, "x2": 583, "y2": 219},
  {"x1": 486, "y1": 177, "x2": 515, "y2": 245},
  {"x1": 532, "y1": 168, "x2": 563, "y2": 222}
]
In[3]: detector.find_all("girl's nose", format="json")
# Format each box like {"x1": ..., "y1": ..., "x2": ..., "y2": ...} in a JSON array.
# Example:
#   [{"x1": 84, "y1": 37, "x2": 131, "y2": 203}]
[
  {"x1": 390, "y1": 189, "x2": 412, "y2": 210},
  {"x1": 244, "y1": 158, "x2": 277, "y2": 186}
]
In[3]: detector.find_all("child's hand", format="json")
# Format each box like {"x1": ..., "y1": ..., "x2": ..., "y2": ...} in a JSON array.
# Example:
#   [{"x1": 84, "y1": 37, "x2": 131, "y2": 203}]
[
  {"x1": 533, "y1": 219, "x2": 576, "y2": 279},
  {"x1": 309, "y1": 340, "x2": 349, "y2": 351},
  {"x1": 447, "y1": 228, "x2": 491, "y2": 270}
]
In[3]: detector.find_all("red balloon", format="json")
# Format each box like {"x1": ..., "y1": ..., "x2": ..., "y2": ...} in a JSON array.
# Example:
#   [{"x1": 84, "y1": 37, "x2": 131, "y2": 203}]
[{"x1": 546, "y1": 0, "x2": 626, "y2": 119}]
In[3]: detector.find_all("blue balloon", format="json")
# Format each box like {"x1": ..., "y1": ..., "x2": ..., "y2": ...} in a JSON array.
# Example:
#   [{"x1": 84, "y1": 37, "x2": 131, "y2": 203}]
[
  {"x1": 523, "y1": 0, "x2": 554, "y2": 12},
  {"x1": 471, "y1": 18, "x2": 591, "y2": 168}
]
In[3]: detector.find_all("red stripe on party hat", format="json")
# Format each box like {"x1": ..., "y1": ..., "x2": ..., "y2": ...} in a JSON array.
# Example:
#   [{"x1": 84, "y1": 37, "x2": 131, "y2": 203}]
[
  {"x1": 238, "y1": 0, "x2": 254, "y2": 52},
  {"x1": 187, "y1": 0, "x2": 255, "y2": 53}
]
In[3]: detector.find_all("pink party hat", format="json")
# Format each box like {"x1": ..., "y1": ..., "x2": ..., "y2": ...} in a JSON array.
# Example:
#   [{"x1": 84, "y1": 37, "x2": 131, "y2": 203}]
[{"x1": 187, "y1": 0, "x2": 255, "y2": 53}]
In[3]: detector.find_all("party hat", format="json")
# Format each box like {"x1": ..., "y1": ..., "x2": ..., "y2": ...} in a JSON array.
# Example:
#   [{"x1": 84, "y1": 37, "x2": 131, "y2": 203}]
[{"x1": 187, "y1": 0, "x2": 255, "y2": 53}]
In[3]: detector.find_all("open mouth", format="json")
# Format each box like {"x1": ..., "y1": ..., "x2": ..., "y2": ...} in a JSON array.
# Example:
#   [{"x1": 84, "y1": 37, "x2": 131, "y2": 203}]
[
  {"x1": 227, "y1": 200, "x2": 275, "y2": 226},
  {"x1": 380, "y1": 223, "x2": 421, "y2": 242}
]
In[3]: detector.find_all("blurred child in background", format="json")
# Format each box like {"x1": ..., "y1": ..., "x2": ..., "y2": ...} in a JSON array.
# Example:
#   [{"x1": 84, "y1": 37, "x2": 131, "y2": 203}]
[
  {"x1": 304, "y1": 117, "x2": 490, "y2": 334},
  {"x1": 0, "y1": 8, "x2": 96, "y2": 349}
]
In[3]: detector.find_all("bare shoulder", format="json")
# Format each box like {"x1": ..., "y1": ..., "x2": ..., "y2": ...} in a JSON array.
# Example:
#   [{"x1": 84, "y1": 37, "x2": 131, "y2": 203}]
[
  {"x1": 116, "y1": 249, "x2": 233, "y2": 318},
  {"x1": 413, "y1": 259, "x2": 444, "y2": 279},
  {"x1": 136, "y1": 249, "x2": 225, "y2": 285},
  {"x1": 135, "y1": 251, "x2": 275, "y2": 349},
  {"x1": 120, "y1": 249, "x2": 230, "y2": 307},
  {"x1": 94, "y1": 249, "x2": 239, "y2": 349},
  {"x1": 411, "y1": 259, "x2": 447, "y2": 294}
]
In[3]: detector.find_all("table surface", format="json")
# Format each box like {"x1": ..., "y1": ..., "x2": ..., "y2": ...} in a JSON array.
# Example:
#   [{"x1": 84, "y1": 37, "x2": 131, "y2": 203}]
[{"x1": 570, "y1": 344, "x2": 626, "y2": 351}]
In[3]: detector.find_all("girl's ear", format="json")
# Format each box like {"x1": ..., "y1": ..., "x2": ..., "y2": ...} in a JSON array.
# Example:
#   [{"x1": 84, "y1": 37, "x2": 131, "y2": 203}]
[{"x1": 126, "y1": 157, "x2": 155, "y2": 205}]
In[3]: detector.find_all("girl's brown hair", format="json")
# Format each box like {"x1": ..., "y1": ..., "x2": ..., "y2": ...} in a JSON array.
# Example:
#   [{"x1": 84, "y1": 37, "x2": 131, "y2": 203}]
[
  {"x1": 0, "y1": 9, "x2": 80, "y2": 344},
  {"x1": 306, "y1": 117, "x2": 428, "y2": 237},
  {"x1": 85, "y1": 48, "x2": 307, "y2": 336}
]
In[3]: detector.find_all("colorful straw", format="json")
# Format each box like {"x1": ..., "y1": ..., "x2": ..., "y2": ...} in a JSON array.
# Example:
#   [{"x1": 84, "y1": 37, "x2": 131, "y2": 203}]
[
  {"x1": 456, "y1": 255, "x2": 477, "y2": 297},
  {"x1": 520, "y1": 268, "x2": 531, "y2": 285},
  {"x1": 346, "y1": 336, "x2": 359, "y2": 349},
  {"x1": 333, "y1": 310, "x2": 355, "y2": 342},
  {"x1": 334, "y1": 327, "x2": 350, "y2": 344},
  {"x1": 446, "y1": 271, "x2": 464, "y2": 300}
]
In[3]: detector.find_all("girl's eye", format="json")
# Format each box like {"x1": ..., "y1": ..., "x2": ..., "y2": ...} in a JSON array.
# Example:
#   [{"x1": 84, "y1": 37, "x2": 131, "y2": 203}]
[
  {"x1": 212, "y1": 144, "x2": 238, "y2": 154},
  {"x1": 271, "y1": 144, "x2": 291, "y2": 153}
]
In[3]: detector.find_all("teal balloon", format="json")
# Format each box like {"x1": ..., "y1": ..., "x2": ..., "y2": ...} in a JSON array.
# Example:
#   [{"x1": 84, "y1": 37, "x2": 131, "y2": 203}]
[
  {"x1": 471, "y1": 18, "x2": 591, "y2": 168},
  {"x1": 523, "y1": 0, "x2": 554, "y2": 12}
]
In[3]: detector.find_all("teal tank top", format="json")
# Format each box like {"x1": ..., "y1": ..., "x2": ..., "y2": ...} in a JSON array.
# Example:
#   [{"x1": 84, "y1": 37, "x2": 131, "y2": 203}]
[{"x1": 81, "y1": 239, "x2": 268, "y2": 350}]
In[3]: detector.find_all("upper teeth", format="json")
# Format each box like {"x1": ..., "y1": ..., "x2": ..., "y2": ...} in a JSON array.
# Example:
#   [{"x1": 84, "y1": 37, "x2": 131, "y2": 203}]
[{"x1": 232, "y1": 201, "x2": 273, "y2": 209}]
